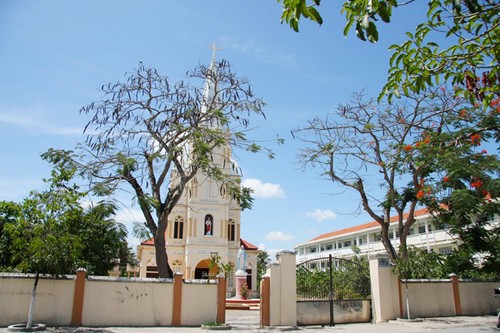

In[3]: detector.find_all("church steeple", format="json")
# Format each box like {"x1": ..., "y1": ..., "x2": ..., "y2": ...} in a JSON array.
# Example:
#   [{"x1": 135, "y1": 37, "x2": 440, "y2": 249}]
[
  {"x1": 201, "y1": 43, "x2": 221, "y2": 121},
  {"x1": 209, "y1": 42, "x2": 220, "y2": 64}
]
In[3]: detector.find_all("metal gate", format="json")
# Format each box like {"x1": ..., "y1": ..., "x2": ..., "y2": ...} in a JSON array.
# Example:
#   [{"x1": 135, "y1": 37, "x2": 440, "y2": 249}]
[{"x1": 296, "y1": 254, "x2": 371, "y2": 326}]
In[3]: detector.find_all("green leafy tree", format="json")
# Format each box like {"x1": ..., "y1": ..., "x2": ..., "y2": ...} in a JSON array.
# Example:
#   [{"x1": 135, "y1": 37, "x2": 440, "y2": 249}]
[
  {"x1": 1, "y1": 152, "x2": 133, "y2": 275},
  {"x1": 296, "y1": 256, "x2": 370, "y2": 300},
  {"x1": 279, "y1": 0, "x2": 499, "y2": 105},
  {"x1": 294, "y1": 87, "x2": 500, "y2": 263},
  {"x1": 413, "y1": 98, "x2": 500, "y2": 278},
  {"x1": 68, "y1": 61, "x2": 271, "y2": 278},
  {"x1": 0, "y1": 201, "x2": 21, "y2": 270},
  {"x1": 280, "y1": 0, "x2": 499, "y2": 268},
  {"x1": 393, "y1": 247, "x2": 446, "y2": 279},
  {"x1": 294, "y1": 87, "x2": 476, "y2": 262},
  {"x1": 256, "y1": 249, "x2": 271, "y2": 290}
]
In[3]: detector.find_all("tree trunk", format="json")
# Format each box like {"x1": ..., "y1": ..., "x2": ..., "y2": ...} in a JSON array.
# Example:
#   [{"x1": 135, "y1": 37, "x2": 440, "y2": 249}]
[
  {"x1": 26, "y1": 272, "x2": 40, "y2": 329},
  {"x1": 155, "y1": 217, "x2": 173, "y2": 279},
  {"x1": 155, "y1": 233, "x2": 173, "y2": 279},
  {"x1": 380, "y1": 223, "x2": 398, "y2": 263}
]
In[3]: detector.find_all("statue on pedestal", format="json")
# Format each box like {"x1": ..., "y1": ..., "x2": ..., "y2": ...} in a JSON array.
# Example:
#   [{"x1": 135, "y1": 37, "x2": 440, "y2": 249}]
[{"x1": 236, "y1": 245, "x2": 247, "y2": 274}]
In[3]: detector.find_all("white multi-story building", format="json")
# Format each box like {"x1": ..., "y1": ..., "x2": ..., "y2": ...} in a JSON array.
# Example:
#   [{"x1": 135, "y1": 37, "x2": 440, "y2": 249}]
[{"x1": 295, "y1": 207, "x2": 476, "y2": 264}]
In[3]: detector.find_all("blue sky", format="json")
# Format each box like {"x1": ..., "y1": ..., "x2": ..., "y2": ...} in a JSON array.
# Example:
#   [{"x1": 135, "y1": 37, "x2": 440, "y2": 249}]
[{"x1": 0, "y1": 1, "x2": 428, "y2": 258}]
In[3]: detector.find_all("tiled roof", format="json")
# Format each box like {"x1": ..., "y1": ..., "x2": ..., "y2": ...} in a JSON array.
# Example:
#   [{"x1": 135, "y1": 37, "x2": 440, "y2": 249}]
[
  {"x1": 140, "y1": 238, "x2": 155, "y2": 246},
  {"x1": 240, "y1": 238, "x2": 259, "y2": 250},
  {"x1": 310, "y1": 207, "x2": 431, "y2": 242}
]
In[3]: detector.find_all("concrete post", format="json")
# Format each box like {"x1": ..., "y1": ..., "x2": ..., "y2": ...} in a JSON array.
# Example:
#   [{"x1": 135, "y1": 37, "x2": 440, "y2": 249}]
[
  {"x1": 449, "y1": 274, "x2": 462, "y2": 316},
  {"x1": 216, "y1": 275, "x2": 226, "y2": 324},
  {"x1": 267, "y1": 251, "x2": 297, "y2": 326},
  {"x1": 260, "y1": 275, "x2": 270, "y2": 327},
  {"x1": 172, "y1": 273, "x2": 183, "y2": 326},
  {"x1": 369, "y1": 257, "x2": 400, "y2": 323},
  {"x1": 71, "y1": 268, "x2": 87, "y2": 326}
]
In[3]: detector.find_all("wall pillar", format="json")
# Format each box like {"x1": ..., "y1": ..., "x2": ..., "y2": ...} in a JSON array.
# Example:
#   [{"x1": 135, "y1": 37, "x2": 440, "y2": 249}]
[
  {"x1": 369, "y1": 257, "x2": 400, "y2": 323},
  {"x1": 267, "y1": 251, "x2": 296, "y2": 326},
  {"x1": 172, "y1": 273, "x2": 183, "y2": 326},
  {"x1": 216, "y1": 275, "x2": 226, "y2": 324},
  {"x1": 71, "y1": 268, "x2": 87, "y2": 326},
  {"x1": 449, "y1": 274, "x2": 462, "y2": 316},
  {"x1": 260, "y1": 275, "x2": 270, "y2": 327}
]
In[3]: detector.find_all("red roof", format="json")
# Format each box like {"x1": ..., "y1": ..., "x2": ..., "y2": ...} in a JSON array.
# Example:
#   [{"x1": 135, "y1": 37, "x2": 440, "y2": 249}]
[
  {"x1": 140, "y1": 238, "x2": 155, "y2": 246},
  {"x1": 310, "y1": 207, "x2": 431, "y2": 242},
  {"x1": 240, "y1": 238, "x2": 258, "y2": 250}
]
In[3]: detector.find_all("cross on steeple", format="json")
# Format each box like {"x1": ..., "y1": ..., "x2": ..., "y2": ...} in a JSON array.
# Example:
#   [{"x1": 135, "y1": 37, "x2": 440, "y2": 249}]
[{"x1": 208, "y1": 42, "x2": 221, "y2": 62}]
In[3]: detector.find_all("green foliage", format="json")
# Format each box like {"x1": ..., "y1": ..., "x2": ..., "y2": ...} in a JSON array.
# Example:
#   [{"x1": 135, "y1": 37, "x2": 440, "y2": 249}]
[
  {"x1": 208, "y1": 252, "x2": 234, "y2": 280},
  {"x1": 256, "y1": 249, "x2": 271, "y2": 290},
  {"x1": 279, "y1": 0, "x2": 323, "y2": 32},
  {"x1": 393, "y1": 247, "x2": 446, "y2": 279},
  {"x1": 0, "y1": 201, "x2": 21, "y2": 270},
  {"x1": 384, "y1": 1, "x2": 500, "y2": 105},
  {"x1": 296, "y1": 256, "x2": 370, "y2": 300},
  {"x1": 278, "y1": 0, "x2": 500, "y2": 107},
  {"x1": 0, "y1": 153, "x2": 133, "y2": 275},
  {"x1": 279, "y1": 0, "x2": 397, "y2": 41}
]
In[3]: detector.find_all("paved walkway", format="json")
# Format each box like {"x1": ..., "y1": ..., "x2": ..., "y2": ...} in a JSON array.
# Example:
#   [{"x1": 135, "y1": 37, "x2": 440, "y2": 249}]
[{"x1": 1, "y1": 311, "x2": 498, "y2": 333}]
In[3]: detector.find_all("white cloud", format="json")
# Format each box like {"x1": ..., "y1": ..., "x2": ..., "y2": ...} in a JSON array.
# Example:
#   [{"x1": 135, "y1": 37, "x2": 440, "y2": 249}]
[
  {"x1": 218, "y1": 36, "x2": 296, "y2": 68},
  {"x1": 242, "y1": 178, "x2": 285, "y2": 199},
  {"x1": 0, "y1": 110, "x2": 82, "y2": 136},
  {"x1": 307, "y1": 208, "x2": 337, "y2": 222},
  {"x1": 265, "y1": 231, "x2": 294, "y2": 242}
]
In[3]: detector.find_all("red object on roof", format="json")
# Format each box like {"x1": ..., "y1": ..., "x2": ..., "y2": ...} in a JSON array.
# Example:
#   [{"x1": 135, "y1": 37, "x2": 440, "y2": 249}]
[
  {"x1": 310, "y1": 207, "x2": 431, "y2": 242},
  {"x1": 140, "y1": 238, "x2": 155, "y2": 246},
  {"x1": 240, "y1": 238, "x2": 258, "y2": 250}
]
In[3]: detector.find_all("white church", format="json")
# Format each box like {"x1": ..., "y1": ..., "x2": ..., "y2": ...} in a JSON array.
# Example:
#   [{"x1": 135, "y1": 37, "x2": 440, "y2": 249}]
[{"x1": 136, "y1": 48, "x2": 259, "y2": 295}]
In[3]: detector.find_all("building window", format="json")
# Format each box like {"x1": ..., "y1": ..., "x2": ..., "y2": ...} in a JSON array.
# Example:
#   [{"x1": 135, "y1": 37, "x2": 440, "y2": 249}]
[
  {"x1": 374, "y1": 233, "x2": 382, "y2": 242},
  {"x1": 309, "y1": 247, "x2": 317, "y2": 253},
  {"x1": 227, "y1": 219, "x2": 236, "y2": 241},
  {"x1": 439, "y1": 246, "x2": 453, "y2": 255},
  {"x1": 204, "y1": 214, "x2": 213, "y2": 236},
  {"x1": 408, "y1": 228, "x2": 415, "y2": 235},
  {"x1": 146, "y1": 265, "x2": 159, "y2": 278},
  {"x1": 358, "y1": 237, "x2": 364, "y2": 245},
  {"x1": 173, "y1": 216, "x2": 184, "y2": 239},
  {"x1": 343, "y1": 240, "x2": 351, "y2": 247},
  {"x1": 418, "y1": 224, "x2": 432, "y2": 234},
  {"x1": 325, "y1": 244, "x2": 333, "y2": 250}
]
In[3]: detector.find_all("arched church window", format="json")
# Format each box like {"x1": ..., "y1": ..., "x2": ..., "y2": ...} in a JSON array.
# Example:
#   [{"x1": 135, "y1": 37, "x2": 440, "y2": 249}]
[
  {"x1": 204, "y1": 214, "x2": 213, "y2": 236},
  {"x1": 220, "y1": 184, "x2": 226, "y2": 197},
  {"x1": 227, "y1": 219, "x2": 236, "y2": 241},
  {"x1": 173, "y1": 216, "x2": 184, "y2": 239}
]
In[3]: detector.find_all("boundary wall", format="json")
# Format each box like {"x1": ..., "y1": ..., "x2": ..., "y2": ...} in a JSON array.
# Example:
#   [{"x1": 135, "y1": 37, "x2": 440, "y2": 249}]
[
  {"x1": 0, "y1": 270, "x2": 224, "y2": 327},
  {"x1": 369, "y1": 257, "x2": 499, "y2": 323}
]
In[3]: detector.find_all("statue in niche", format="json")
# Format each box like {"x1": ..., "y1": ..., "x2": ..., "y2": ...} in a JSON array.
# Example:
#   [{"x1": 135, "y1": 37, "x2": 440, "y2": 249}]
[{"x1": 204, "y1": 215, "x2": 213, "y2": 236}]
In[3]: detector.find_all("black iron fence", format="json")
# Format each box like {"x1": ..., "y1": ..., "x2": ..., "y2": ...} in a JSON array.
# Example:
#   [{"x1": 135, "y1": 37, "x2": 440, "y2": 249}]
[{"x1": 296, "y1": 255, "x2": 371, "y2": 326}]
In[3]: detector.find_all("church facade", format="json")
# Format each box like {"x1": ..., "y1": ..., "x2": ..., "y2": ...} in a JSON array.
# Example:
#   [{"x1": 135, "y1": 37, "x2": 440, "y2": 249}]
[{"x1": 136, "y1": 50, "x2": 258, "y2": 295}]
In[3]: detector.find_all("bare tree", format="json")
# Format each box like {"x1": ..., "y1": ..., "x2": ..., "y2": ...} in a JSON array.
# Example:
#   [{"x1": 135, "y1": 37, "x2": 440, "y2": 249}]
[
  {"x1": 78, "y1": 60, "x2": 270, "y2": 278},
  {"x1": 293, "y1": 87, "x2": 467, "y2": 262}
]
